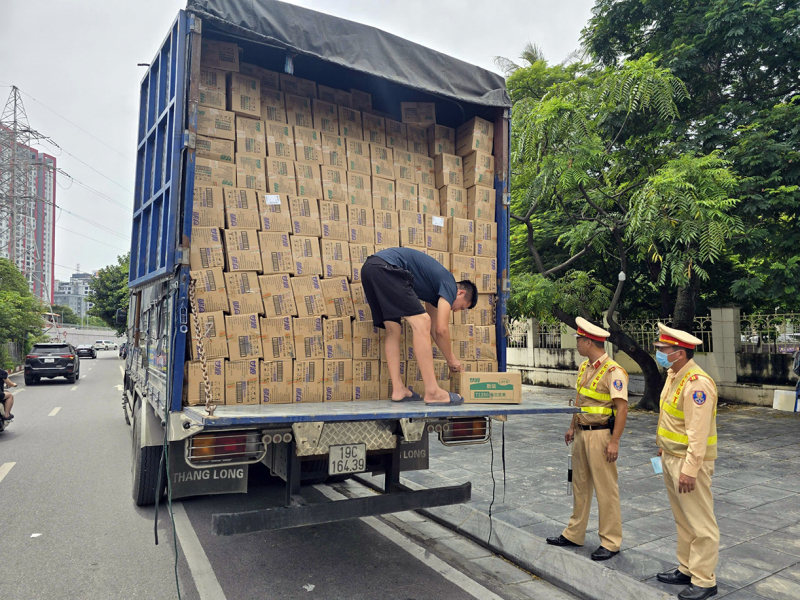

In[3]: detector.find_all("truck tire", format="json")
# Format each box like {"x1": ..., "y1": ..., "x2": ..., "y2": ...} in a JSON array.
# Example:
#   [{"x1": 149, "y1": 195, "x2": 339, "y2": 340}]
[
  {"x1": 326, "y1": 474, "x2": 353, "y2": 484},
  {"x1": 131, "y1": 400, "x2": 164, "y2": 506},
  {"x1": 302, "y1": 459, "x2": 329, "y2": 485}
]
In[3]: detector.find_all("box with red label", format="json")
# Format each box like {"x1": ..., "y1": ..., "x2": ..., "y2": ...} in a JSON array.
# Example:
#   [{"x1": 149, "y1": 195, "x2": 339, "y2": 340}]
[
  {"x1": 293, "y1": 359, "x2": 324, "y2": 403},
  {"x1": 260, "y1": 316, "x2": 295, "y2": 359},
  {"x1": 225, "y1": 271, "x2": 263, "y2": 315},
  {"x1": 190, "y1": 267, "x2": 228, "y2": 313},
  {"x1": 258, "y1": 273, "x2": 297, "y2": 317},
  {"x1": 226, "y1": 359, "x2": 261, "y2": 406},
  {"x1": 260, "y1": 359, "x2": 293, "y2": 404},
  {"x1": 291, "y1": 274, "x2": 326, "y2": 316},
  {"x1": 324, "y1": 359, "x2": 354, "y2": 402}
]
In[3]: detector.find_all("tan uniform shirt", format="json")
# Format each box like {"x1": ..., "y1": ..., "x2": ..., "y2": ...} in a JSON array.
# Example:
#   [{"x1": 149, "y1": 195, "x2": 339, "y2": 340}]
[{"x1": 575, "y1": 353, "x2": 629, "y2": 426}]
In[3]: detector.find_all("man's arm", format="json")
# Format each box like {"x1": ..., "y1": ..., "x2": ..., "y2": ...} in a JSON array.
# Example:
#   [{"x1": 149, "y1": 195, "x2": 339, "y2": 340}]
[{"x1": 425, "y1": 299, "x2": 461, "y2": 370}]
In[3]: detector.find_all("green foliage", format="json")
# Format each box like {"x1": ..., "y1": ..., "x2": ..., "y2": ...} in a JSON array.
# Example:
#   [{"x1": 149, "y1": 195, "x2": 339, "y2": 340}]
[
  {"x1": 87, "y1": 253, "x2": 130, "y2": 335},
  {"x1": 0, "y1": 258, "x2": 31, "y2": 295},
  {"x1": 50, "y1": 304, "x2": 79, "y2": 325},
  {"x1": 508, "y1": 271, "x2": 611, "y2": 321}
]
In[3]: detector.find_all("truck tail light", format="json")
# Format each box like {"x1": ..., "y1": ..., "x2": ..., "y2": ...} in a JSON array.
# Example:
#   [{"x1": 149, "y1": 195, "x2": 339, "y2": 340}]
[
  {"x1": 437, "y1": 417, "x2": 491, "y2": 446},
  {"x1": 187, "y1": 431, "x2": 266, "y2": 466}
]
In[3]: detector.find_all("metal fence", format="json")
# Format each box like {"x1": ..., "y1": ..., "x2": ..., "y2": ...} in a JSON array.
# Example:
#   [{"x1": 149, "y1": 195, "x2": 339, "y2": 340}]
[
  {"x1": 508, "y1": 320, "x2": 529, "y2": 349},
  {"x1": 507, "y1": 320, "x2": 566, "y2": 349},
  {"x1": 740, "y1": 312, "x2": 800, "y2": 355},
  {"x1": 597, "y1": 316, "x2": 714, "y2": 353}
]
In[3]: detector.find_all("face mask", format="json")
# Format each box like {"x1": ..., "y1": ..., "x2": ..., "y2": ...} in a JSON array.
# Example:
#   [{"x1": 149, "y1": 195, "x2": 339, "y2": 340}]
[{"x1": 655, "y1": 350, "x2": 677, "y2": 369}]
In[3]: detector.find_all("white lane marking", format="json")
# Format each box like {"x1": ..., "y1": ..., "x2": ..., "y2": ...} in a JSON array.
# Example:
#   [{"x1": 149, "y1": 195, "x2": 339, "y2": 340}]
[
  {"x1": 0, "y1": 462, "x2": 16, "y2": 484},
  {"x1": 71, "y1": 386, "x2": 77, "y2": 392},
  {"x1": 48, "y1": 407, "x2": 61, "y2": 416},
  {"x1": 314, "y1": 485, "x2": 505, "y2": 600},
  {"x1": 31, "y1": 533, "x2": 42, "y2": 538},
  {"x1": 14, "y1": 388, "x2": 25, "y2": 393},
  {"x1": 119, "y1": 366, "x2": 124, "y2": 376},
  {"x1": 172, "y1": 502, "x2": 227, "y2": 600},
  {"x1": 115, "y1": 384, "x2": 123, "y2": 391}
]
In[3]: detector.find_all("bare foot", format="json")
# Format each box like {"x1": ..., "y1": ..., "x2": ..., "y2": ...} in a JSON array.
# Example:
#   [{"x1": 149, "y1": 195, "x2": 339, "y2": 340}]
[
  {"x1": 424, "y1": 388, "x2": 452, "y2": 404},
  {"x1": 391, "y1": 387, "x2": 414, "y2": 402}
]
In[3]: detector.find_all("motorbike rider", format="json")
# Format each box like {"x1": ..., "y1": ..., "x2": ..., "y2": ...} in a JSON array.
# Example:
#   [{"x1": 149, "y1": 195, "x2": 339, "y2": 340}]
[{"x1": 0, "y1": 367, "x2": 17, "y2": 421}]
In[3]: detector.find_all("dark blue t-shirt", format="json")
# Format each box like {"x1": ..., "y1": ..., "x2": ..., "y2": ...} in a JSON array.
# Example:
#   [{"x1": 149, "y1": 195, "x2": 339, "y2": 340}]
[{"x1": 375, "y1": 247, "x2": 457, "y2": 306}]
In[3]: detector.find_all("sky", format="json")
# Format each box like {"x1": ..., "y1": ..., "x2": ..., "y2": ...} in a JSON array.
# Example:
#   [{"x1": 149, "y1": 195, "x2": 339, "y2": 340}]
[{"x1": 0, "y1": 0, "x2": 594, "y2": 283}]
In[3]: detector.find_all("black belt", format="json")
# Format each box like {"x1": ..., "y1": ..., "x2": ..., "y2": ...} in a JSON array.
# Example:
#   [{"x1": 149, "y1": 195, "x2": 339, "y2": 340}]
[{"x1": 577, "y1": 423, "x2": 612, "y2": 431}]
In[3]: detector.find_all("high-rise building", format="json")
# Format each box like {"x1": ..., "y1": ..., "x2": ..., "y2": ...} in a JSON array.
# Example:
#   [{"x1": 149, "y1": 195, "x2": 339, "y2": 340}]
[{"x1": 54, "y1": 272, "x2": 93, "y2": 320}]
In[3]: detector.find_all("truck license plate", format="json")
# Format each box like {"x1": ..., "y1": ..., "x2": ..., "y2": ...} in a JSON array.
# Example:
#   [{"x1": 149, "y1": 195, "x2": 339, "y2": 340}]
[{"x1": 328, "y1": 443, "x2": 366, "y2": 476}]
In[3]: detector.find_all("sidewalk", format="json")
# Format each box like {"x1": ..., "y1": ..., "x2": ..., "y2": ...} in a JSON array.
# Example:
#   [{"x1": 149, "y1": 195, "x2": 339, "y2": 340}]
[{"x1": 374, "y1": 385, "x2": 800, "y2": 599}]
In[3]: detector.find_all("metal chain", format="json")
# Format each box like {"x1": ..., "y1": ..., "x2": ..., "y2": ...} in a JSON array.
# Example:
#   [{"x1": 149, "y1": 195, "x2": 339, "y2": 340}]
[{"x1": 188, "y1": 278, "x2": 216, "y2": 416}]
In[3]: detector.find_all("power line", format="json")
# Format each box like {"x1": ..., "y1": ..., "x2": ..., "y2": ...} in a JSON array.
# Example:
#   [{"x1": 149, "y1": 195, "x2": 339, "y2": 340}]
[
  {"x1": 56, "y1": 226, "x2": 129, "y2": 252},
  {"x1": 45, "y1": 141, "x2": 134, "y2": 195},
  {"x1": 57, "y1": 169, "x2": 132, "y2": 212}
]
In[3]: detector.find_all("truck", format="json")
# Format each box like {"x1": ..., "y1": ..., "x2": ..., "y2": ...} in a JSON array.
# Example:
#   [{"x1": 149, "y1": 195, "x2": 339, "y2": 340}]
[{"x1": 122, "y1": 0, "x2": 574, "y2": 535}]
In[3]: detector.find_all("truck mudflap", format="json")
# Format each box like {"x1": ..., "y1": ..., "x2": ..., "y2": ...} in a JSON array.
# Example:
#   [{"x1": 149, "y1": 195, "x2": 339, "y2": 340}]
[{"x1": 168, "y1": 441, "x2": 249, "y2": 499}]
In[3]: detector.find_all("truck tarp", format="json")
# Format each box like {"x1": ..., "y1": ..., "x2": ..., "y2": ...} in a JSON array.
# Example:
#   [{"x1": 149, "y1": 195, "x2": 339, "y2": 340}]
[{"x1": 186, "y1": 0, "x2": 511, "y2": 108}]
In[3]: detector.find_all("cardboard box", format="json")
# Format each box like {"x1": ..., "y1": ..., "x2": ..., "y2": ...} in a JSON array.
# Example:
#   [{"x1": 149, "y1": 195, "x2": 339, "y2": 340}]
[
  {"x1": 472, "y1": 294, "x2": 495, "y2": 326},
  {"x1": 349, "y1": 242, "x2": 373, "y2": 283},
  {"x1": 477, "y1": 361, "x2": 498, "y2": 372},
  {"x1": 458, "y1": 371, "x2": 519, "y2": 404},
  {"x1": 312, "y1": 99, "x2": 339, "y2": 135},
  {"x1": 346, "y1": 138, "x2": 371, "y2": 175},
  {"x1": 197, "y1": 107, "x2": 236, "y2": 141},
  {"x1": 350, "y1": 89, "x2": 372, "y2": 111},
  {"x1": 435, "y1": 153, "x2": 464, "y2": 189},
  {"x1": 414, "y1": 153, "x2": 436, "y2": 187},
  {"x1": 190, "y1": 268, "x2": 228, "y2": 313},
  {"x1": 224, "y1": 187, "x2": 260, "y2": 229},
  {"x1": 346, "y1": 172, "x2": 371, "y2": 207},
  {"x1": 295, "y1": 160, "x2": 323, "y2": 198},
  {"x1": 190, "y1": 226, "x2": 225, "y2": 270},
  {"x1": 226, "y1": 359, "x2": 260, "y2": 406},
  {"x1": 371, "y1": 178, "x2": 396, "y2": 211},
  {"x1": 450, "y1": 254, "x2": 476, "y2": 282},
  {"x1": 225, "y1": 271, "x2": 263, "y2": 315},
  {"x1": 474, "y1": 325, "x2": 497, "y2": 361},
  {"x1": 185, "y1": 359, "x2": 225, "y2": 406},
  {"x1": 321, "y1": 134, "x2": 345, "y2": 168},
  {"x1": 393, "y1": 150, "x2": 415, "y2": 183},
  {"x1": 200, "y1": 39, "x2": 239, "y2": 71},
  {"x1": 236, "y1": 153, "x2": 267, "y2": 191},
  {"x1": 192, "y1": 186, "x2": 225, "y2": 228},
  {"x1": 258, "y1": 273, "x2": 297, "y2": 317},
  {"x1": 408, "y1": 126, "x2": 428, "y2": 156},
  {"x1": 260, "y1": 359, "x2": 293, "y2": 404},
  {"x1": 349, "y1": 223, "x2": 374, "y2": 245},
  {"x1": 260, "y1": 316, "x2": 295, "y2": 359},
  {"x1": 189, "y1": 311, "x2": 228, "y2": 359},
  {"x1": 407, "y1": 360, "x2": 450, "y2": 393},
  {"x1": 426, "y1": 249, "x2": 450, "y2": 268},
  {"x1": 321, "y1": 165, "x2": 347, "y2": 202},
  {"x1": 290, "y1": 237, "x2": 323, "y2": 277},
  {"x1": 425, "y1": 214, "x2": 448, "y2": 251},
  {"x1": 199, "y1": 67, "x2": 227, "y2": 110},
  {"x1": 320, "y1": 201, "x2": 348, "y2": 236},
  {"x1": 324, "y1": 359, "x2": 353, "y2": 402},
  {"x1": 347, "y1": 204, "x2": 375, "y2": 228},
  {"x1": 401, "y1": 102, "x2": 436, "y2": 126},
  {"x1": 260, "y1": 89, "x2": 287, "y2": 125},
  {"x1": 224, "y1": 229, "x2": 262, "y2": 272},
  {"x1": 265, "y1": 123, "x2": 295, "y2": 160},
  {"x1": 350, "y1": 281, "x2": 368, "y2": 305},
  {"x1": 196, "y1": 135, "x2": 234, "y2": 162},
  {"x1": 320, "y1": 276, "x2": 355, "y2": 317},
  {"x1": 374, "y1": 210, "x2": 399, "y2": 246},
  {"x1": 266, "y1": 157, "x2": 296, "y2": 195},
  {"x1": 456, "y1": 117, "x2": 495, "y2": 157},
  {"x1": 396, "y1": 182, "x2": 418, "y2": 212},
  {"x1": 293, "y1": 126, "x2": 322, "y2": 164},
  {"x1": 280, "y1": 74, "x2": 317, "y2": 99},
  {"x1": 196, "y1": 157, "x2": 236, "y2": 187},
  {"x1": 321, "y1": 239, "x2": 351, "y2": 278},
  {"x1": 452, "y1": 323, "x2": 476, "y2": 361},
  {"x1": 385, "y1": 119, "x2": 408, "y2": 151},
  {"x1": 379, "y1": 360, "x2": 406, "y2": 399},
  {"x1": 475, "y1": 221, "x2": 498, "y2": 258},
  {"x1": 289, "y1": 197, "x2": 321, "y2": 237},
  {"x1": 293, "y1": 359, "x2": 324, "y2": 403},
  {"x1": 363, "y1": 113, "x2": 386, "y2": 146},
  {"x1": 450, "y1": 361, "x2": 477, "y2": 395},
  {"x1": 463, "y1": 151, "x2": 494, "y2": 188},
  {"x1": 294, "y1": 316, "x2": 325, "y2": 359},
  {"x1": 292, "y1": 275, "x2": 327, "y2": 316},
  {"x1": 475, "y1": 257, "x2": 497, "y2": 294},
  {"x1": 418, "y1": 184, "x2": 439, "y2": 215},
  {"x1": 448, "y1": 217, "x2": 475, "y2": 256},
  {"x1": 353, "y1": 302, "x2": 373, "y2": 322},
  {"x1": 467, "y1": 186, "x2": 495, "y2": 221},
  {"x1": 399, "y1": 211, "x2": 425, "y2": 248},
  {"x1": 258, "y1": 193, "x2": 292, "y2": 233},
  {"x1": 427, "y1": 124, "x2": 456, "y2": 156},
  {"x1": 227, "y1": 73, "x2": 260, "y2": 118},
  {"x1": 339, "y1": 107, "x2": 363, "y2": 139},
  {"x1": 324, "y1": 317, "x2": 352, "y2": 359},
  {"x1": 353, "y1": 320, "x2": 381, "y2": 359},
  {"x1": 403, "y1": 326, "x2": 416, "y2": 361},
  {"x1": 317, "y1": 85, "x2": 352, "y2": 107},
  {"x1": 370, "y1": 144, "x2": 394, "y2": 180},
  {"x1": 240, "y1": 63, "x2": 280, "y2": 91},
  {"x1": 353, "y1": 360, "x2": 380, "y2": 401},
  {"x1": 235, "y1": 116, "x2": 266, "y2": 155},
  {"x1": 225, "y1": 313, "x2": 263, "y2": 360},
  {"x1": 258, "y1": 231, "x2": 294, "y2": 275},
  {"x1": 439, "y1": 186, "x2": 467, "y2": 219}
]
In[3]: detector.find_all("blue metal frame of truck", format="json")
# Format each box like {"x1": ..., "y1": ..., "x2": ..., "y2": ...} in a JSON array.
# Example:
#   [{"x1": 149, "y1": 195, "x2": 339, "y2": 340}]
[{"x1": 122, "y1": 0, "x2": 575, "y2": 534}]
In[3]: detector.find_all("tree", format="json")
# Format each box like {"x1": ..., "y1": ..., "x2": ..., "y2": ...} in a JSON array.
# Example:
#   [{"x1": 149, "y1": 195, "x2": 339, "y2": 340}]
[
  {"x1": 87, "y1": 253, "x2": 130, "y2": 335},
  {"x1": 51, "y1": 304, "x2": 79, "y2": 325},
  {"x1": 0, "y1": 259, "x2": 47, "y2": 366}
]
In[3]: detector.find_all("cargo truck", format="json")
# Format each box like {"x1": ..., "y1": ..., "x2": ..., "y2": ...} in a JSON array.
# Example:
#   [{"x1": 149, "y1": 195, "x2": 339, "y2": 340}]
[{"x1": 122, "y1": 0, "x2": 574, "y2": 535}]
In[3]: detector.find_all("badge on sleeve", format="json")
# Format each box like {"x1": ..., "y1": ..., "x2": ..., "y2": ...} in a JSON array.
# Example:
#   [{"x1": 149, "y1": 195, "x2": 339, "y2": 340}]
[
  {"x1": 613, "y1": 380, "x2": 623, "y2": 391},
  {"x1": 693, "y1": 391, "x2": 707, "y2": 405}
]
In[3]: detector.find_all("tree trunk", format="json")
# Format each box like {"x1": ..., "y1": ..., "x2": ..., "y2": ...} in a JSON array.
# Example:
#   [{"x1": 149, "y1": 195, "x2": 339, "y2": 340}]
[{"x1": 672, "y1": 278, "x2": 698, "y2": 332}]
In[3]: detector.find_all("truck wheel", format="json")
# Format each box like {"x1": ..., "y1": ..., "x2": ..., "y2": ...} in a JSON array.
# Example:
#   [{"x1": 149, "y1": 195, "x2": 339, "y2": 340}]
[
  {"x1": 302, "y1": 459, "x2": 329, "y2": 485},
  {"x1": 326, "y1": 474, "x2": 353, "y2": 484},
  {"x1": 131, "y1": 400, "x2": 164, "y2": 506}
]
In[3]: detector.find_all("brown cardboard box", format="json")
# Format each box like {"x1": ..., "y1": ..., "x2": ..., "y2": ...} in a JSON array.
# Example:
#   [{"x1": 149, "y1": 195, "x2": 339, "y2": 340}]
[
  {"x1": 185, "y1": 359, "x2": 225, "y2": 406},
  {"x1": 196, "y1": 157, "x2": 236, "y2": 187},
  {"x1": 475, "y1": 257, "x2": 497, "y2": 294},
  {"x1": 312, "y1": 99, "x2": 339, "y2": 135},
  {"x1": 236, "y1": 116, "x2": 266, "y2": 155},
  {"x1": 339, "y1": 107, "x2": 363, "y2": 139},
  {"x1": 324, "y1": 359, "x2": 353, "y2": 402},
  {"x1": 190, "y1": 226, "x2": 225, "y2": 270},
  {"x1": 418, "y1": 184, "x2": 439, "y2": 215},
  {"x1": 225, "y1": 313, "x2": 263, "y2": 360},
  {"x1": 197, "y1": 107, "x2": 236, "y2": 141},
  {"x1": 259, "y1": 220, "x2": 294, "y2": 272},
  {"x1": 408, "y1": 126, "x2": 428, "y2": 156},
  {"x1": 374, "y1": 210, "x2": 399, "y2": 246},
  {"x1": 192, "y1": 186, "x2": 225, "y2": 228},
  {"x1": 353, "y1": 302, "x2": 372, "y2": 322},
  {"x1": 393, "y1": 150, "x2": 415, "y2": 183},
  {"x1": 294, "y1": 162, "x2": 323, "y2": 198},
  {"x1": 346, "y1": 138, "x2": 371, "y2": 175},
  {"x1": 349, "y1": 242, "x2": 373, "y2": 283},
  {"x1": 320, "y1": 276, "x2": 355, "y2": 317},
  {"x1": 439, "y1": 186, "x2": 467, "y2": 219},
  {"x1": 370, "y1": 144, "x2": 394, "y2": 180},
  {"x1": 350, "y1": 89, "x2": 372, "y2": 111},
  {"x1": 259, "y1": 193, "x2": 292, "y2": 233},
  {"x1": 321, "y1": 165, "x2": 347, "y2": 202},
  {"x1": 260, "y1": 359, "x2": 293, "y2": 404},
  {"x1": 227, "y1": 73, "x2": 260, "y2": 118},
  {"x1": 353, "y1": 360, "x2": 380, "y2": 401},
  {"x1": 199, "y1": 87, "x2": 226, "y2": 112},
  {"x1": 224, "y1": 229, "x2": 262, "y2": 272},
  {"x1": 321, "y1": 239, "x2": 351, "y2": 278},
  {"x1": 324, "y1": 317, "x2": 352, "y2": 359},
  {"x1": 196, "y1": 135, "x2": 234, "y2": 162},
  {"x1": 321, "y1": 134, "x2": 345, "y2": 168},
  {"x1": 403, "y1": 326, "x2": 416, "y2": 361},
  {"x1": 385, "y1": 119, "x2": 408, "y2": 151},
  {"x1": 399, "y1": 211, "x2": 425, "y2": 248},
  {"x1": 320, "y1": 219, "x2": 350, "y2": 243},
  {"x1": 447, "y1": 217, "x2": 475, "y2": 256},
  {"x1": 450, "y1": 254, "x2": 476, "y2": 282},
  {"x1": 199, "y1": 67, "x2": 227, "y2": 110},
  {"x1": 435, "y1": 153, "x2": 464, "y2": 189},
  {"x1": 452, "y1": 323, "x2": 476, "y2": 361},
  {"x1": 396, "y1": 182, "x2": 418, "y2": 212},
  {"x1": 226, "y1": 359, "x2": 261, "y2": 406},
  {"x1": 280, "y1": 74, "x2": 317, "y2": 98},
  {"x1": 224, "y1": 187, "x2": 260, "y2": 229},
  {"x1": 294, "y1": 316, "x2": 325, "y2": 359},
  {"x1": 456, "y1": 117, "x2": 495, "y2": 157},
  {"x1": 401, "y1": 102, "x2": 436, "y2": 126},
  {"x1": 236, "y1": 153, "x2": 267, "y2": 191},
  {"x1": 414, "y1": 153, "x2": 436, "y2": 187},
  {"x1": 260, "y1": 89, "x2": 288, "y2": 125},
  {"x1": 475, "y1": 221, "x2": 498, "y2": 258},
  {"x1": 289, "y1": 197, "x2": 321, "y2": 237},
  {"x1": 320, "y1": 201, "x2": 348, "y2": 234},
  {"x1": 290, "y1": 237, "x2": 323, "y2": 277},
  {"x1": 467, "y1": 186, "x2": 495, "y2": 221},
  {"x1": 200, "y1": 39, "x2": 240, "y2": 71},
  {"x1": 425, "y1": 214, "x2": 448, "y2": 251},
  {"x1": 371, "y1": 178, "x2": 396, "y2": 211},
  {"x1": 353, "y1": 320, "x2": 381, "y2": 359},
  {"x1": 474, "y1": 325, "x2": 498, "y2": 361},
  {"x1": 472, "y1": 294, "x2": 496, "y2": 326},
  {"x1": 266, "y1": 158, "x2": 296, "y2": 195},
  {"x1": 189, "y1": 311, "x2": 228, "y2": 359},
  {"x1": 285, "y1": 94, "x2": 313, "y2": 128},
  {"x1": 240, "y1": 63, "x2": 280, "y2": 91},
  {"x1": 293, "y1": 359, "x2": 324, "y2": 403},
  {"x1": 349, "y1": 223, "x2": 374, "y2": 245},
  {"x1": 225, "y1": 271, "x2": 263, "y2": 315},
  {"x1": 347, "y1": 205, "x2": 374, "y2": 228},
  {"x1": 350, "y1": 281, "x2": 368, "y2": 305},
  {"x1": 346, "y1": 172, "x2": 371, "y2": 207},
  {"x1": 450, "y1": 361, "x2": 477, "y2": 395},
  {"x1": 426, "y1": 249, "x2": 450, "y2": 268},
  {"x1": 459, "y1": 371, "x2": 519, "y2": 404},
  {"x1": 190, "y1": 268, "x2": 228, "y2": 313},
  {"x1": 463, "y1": 151, "x2": 494, "y2": 188},
  {"x1": 258, "y1": 273, "x2": 297, "y2": 317},
  {"x1": 293, "y1": 126, "x2": 322, "y2": 164},
  {"x1": 292, "y1": 275, "x2": 327, "y2": 316},
  {"x1": 379, "y1": 360, "x2": 406, "y2": 399},
  {"x1": 260, "y1": 316, "x2": 295, "y2": 359},
  {"x1": 406, "y1": 360, "x2": 450, "y2": 393},
  {"x1": 363, "y1": 114, "x2": 386, "y2": 146},
  {"x1": 477, "y1": 361, "x2": 498, "y2": 372},
  {"x1": 427, "y1": 124, "x2": 456, "y2": 156},
  {"x1": 317, "y1": 85, "x2": 352, "y2": 107},
  {"x1": 266, "y1": 123, "x2": 296, "y2": 160}
]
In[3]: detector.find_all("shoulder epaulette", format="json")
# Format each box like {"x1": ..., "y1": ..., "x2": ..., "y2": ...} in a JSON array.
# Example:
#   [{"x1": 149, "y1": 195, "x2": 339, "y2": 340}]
[
  {"x1": 608, "y1": 366, "x2": 616, "y2": 372},
  {"x1": 689, "y1": 374, "x2": 699, "y2": 382}
]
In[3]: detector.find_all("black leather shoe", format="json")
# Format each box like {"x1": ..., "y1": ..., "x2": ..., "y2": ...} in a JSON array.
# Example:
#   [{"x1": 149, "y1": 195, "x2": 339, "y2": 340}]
[
  {"x1": 657, "y1": 569, "x2": 692, "y2": 585},
  {"x1": 545, "y1": 534, "x2": 581, "y2": 547},
  {"x1": 590, "y1": 546, "x2": 619, "y2": 561},
  {"x1": 677, "y1": 584, "x2": 717, "y2": 600}
]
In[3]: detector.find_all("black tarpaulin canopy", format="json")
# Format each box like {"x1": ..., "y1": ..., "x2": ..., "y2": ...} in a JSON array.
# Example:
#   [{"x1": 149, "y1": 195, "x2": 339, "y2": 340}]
[{"x1": 186, "y1": 0, "x2": 511, "y2": 109}]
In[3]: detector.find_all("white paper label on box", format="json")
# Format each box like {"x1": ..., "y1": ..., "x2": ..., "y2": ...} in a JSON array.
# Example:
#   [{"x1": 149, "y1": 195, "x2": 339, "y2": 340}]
[
  {"x1": 264, "y1": 194, "x2": 282, "y2": 205},
  {"x1": 432, "y1": 216, "x2": 445, "y2": 227}
]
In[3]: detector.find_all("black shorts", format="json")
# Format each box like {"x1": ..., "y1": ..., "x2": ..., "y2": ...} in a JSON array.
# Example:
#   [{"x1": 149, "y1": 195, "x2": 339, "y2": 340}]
[{"x1": 361, "y1": 256, "x2": 425, "y2": 328}]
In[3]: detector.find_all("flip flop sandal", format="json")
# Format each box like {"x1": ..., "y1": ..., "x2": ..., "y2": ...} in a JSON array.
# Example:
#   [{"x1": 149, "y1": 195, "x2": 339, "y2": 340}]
[
  {"x1": 391, "y1": 390, "x2": 424, "y2": 402},
  {"x1": 425, "y1": 392, "x2": 464, "y2": 406}
]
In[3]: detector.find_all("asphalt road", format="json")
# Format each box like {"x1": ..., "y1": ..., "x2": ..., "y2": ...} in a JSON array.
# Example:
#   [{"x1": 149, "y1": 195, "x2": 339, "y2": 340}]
[{"x1": 0, "y1": 353, "x2": 574, "y2": 600}]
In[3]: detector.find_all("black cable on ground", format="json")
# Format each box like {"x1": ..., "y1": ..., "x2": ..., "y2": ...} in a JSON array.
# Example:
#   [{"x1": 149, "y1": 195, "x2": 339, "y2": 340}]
[
  {"x1": 487, "y1": 421, "x2": 496, "y2": 545},
  {"x1": 502, "y1": 422, "x2": 507, "y2": 503}
]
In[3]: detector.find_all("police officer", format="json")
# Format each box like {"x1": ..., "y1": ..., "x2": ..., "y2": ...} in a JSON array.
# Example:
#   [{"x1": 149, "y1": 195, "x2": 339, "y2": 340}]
[
  {"x1": 653, "y1": 323, "x2": 719, "y2": 600},
  {"x1": 546, "y1": 317, "x2": 629, "y2": 561}
]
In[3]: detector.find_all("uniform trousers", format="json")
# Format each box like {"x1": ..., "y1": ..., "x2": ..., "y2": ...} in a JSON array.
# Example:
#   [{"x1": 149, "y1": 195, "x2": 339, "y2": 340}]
[
  {"x1": 562, "y1": 428, "x2": 622, "y2": 551},
  {"x1": 662, "y1": 452, "x2": 719, "y2": 588}
]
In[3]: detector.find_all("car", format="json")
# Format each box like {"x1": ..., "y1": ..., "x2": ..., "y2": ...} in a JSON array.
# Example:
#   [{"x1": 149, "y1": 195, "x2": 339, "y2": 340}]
[
  {"x1": 93, "y1": 340, "x2": 118, "y2": 350},
  {"x1": 104, "y1": 340, "x2": 119, "y2": 350},
  {"x1": 25, "y1": 343, "x2": 81, "y2": 385},
  {"x1": 76, "y1": 345, "x2": 97, "y2": 359}
]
